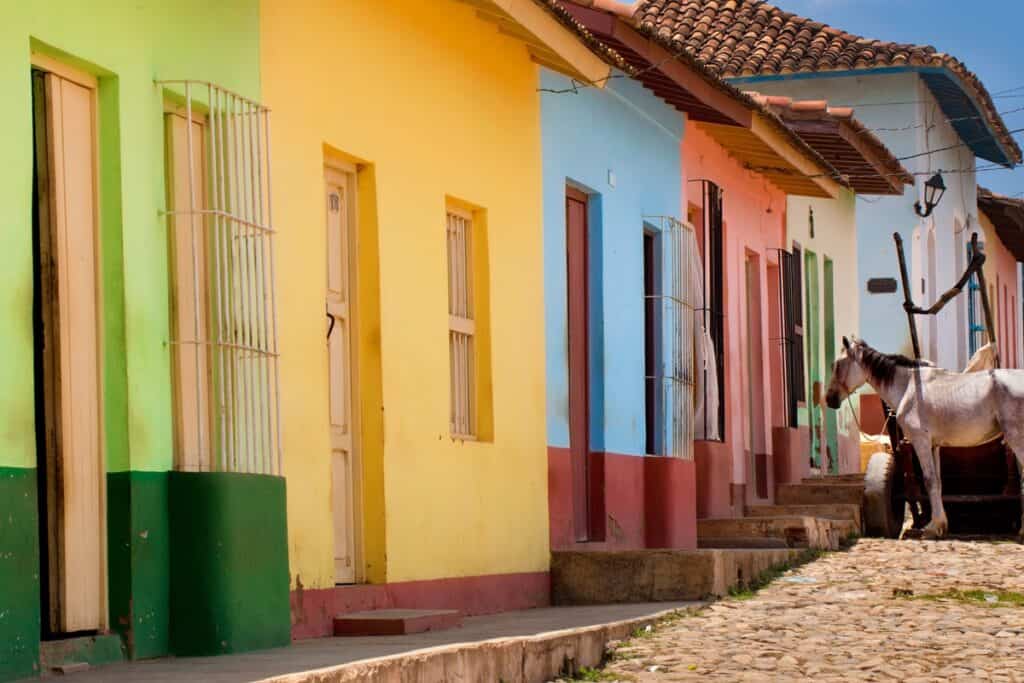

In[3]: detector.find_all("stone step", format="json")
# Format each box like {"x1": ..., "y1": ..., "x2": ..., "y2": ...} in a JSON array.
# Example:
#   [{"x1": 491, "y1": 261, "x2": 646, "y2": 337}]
[
  {"x1": 803, "y1": 473, "x2": 865, "y2": 485},
  {"x1": 747, "y1": 504, "x2": 863, "y2": 530},
  {"x1": 776, "y1": 482, "x2": 864, "y2": 506},
  {"x1": 698, "y1": 516, "x2": 840, "y2": 551},
  {"x1": 333, "y1": 609, "x2": 463, "y2": 637},
  {"x1": 40, "y1": 633, "x2": 125, "y2": 674},
  {"x1": 551, "y1": 548, "x2": 804, "y2": 605}
]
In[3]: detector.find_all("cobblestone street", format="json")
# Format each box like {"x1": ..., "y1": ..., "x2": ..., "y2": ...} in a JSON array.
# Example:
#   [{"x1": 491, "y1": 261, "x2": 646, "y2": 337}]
[{"x1": 597, "y1": 539, "x2": 1024, "y2": 682}]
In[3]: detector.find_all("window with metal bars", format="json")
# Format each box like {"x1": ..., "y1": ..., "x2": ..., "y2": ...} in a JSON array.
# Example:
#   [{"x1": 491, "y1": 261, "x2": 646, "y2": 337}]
[
  {"x1": 775, "y1": 246, "x2": 806, "y2": 428},
  {"x1": 643, "y1": 217, "x2": 697, "y2": 460},
  {"x1": 161, "y1": 81, "x2": 282, "y2": 476},
  {"x1": 447, "y1": 208, "x2": 476, "y2": 438},
  {"x1": 690, "y1": 180, "x2": 725, "y2": 442}
]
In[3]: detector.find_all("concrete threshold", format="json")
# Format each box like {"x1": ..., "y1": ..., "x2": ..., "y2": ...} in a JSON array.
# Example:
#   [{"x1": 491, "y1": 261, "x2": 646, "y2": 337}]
[
  {"x1": 26, "y1": 603, "x2": 698, "y2": 683},
  {"x1": 260, "y1": 604, "x2": 697, "y2": 683}
]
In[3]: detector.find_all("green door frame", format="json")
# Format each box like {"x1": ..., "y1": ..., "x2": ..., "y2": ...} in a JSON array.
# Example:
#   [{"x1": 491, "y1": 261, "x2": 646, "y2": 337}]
[
  {"x1": 804, "y1": 250, "x2": 821, "y2": 469},
  {"x1": 823, "y1": 258, "x2": 838, "y2": 474}
]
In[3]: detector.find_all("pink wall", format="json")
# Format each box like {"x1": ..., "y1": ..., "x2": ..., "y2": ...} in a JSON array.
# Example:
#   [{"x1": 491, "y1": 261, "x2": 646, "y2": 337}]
[
  {"x1": 988, "y1": 232, "x2": 1020, "y2": 369},
  {"x1": 684, "y1": 123, "x2": 789, "y2": 519}
]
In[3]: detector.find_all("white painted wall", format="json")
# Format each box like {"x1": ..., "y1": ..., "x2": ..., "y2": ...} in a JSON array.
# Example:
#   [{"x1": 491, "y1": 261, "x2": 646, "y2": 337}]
[{"x1": 747, "y1": 72, "x2": 979, "y2": 369}]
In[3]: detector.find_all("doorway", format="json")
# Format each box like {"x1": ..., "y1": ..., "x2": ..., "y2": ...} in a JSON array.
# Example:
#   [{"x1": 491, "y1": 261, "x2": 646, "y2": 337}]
[
  {"x1": 643, "y1": 230, "x2": 662, "y2": 456},
  {"x1": 823, "y1": 258, "x2": 838, "y2": 474},
  {"x1": 804, "y1": 250, "x2": 822, "y2": 470},
  {"x1": 325, "y1": 162, "x2": 360, "y2": 584},
  {"x1": 745, "y1": 251, "x2": 767, "y2": 500},
  {"x1": 32, "y1": 63, "x2": 106, "y2": 636},
  {"x1": 566, "y1": 186, "x2": 593, "y2": 541}
]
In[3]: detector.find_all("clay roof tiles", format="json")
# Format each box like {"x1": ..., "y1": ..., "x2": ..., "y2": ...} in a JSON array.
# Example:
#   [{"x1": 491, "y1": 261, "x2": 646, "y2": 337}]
[{"x1": 630, "y1": 0, "x2": 1021, "y2": 164}]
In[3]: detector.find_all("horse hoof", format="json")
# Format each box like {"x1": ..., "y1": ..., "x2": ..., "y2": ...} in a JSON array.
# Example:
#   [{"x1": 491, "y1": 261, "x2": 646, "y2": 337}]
[{"x1": 922, "y1": 525, "x2": 945, "y2": 540}]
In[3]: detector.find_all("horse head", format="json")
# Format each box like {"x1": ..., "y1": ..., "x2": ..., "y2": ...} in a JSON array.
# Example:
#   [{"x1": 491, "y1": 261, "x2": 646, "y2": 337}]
[{"x1": 825, "y1": 336, "x2": 870, "y2": 409}]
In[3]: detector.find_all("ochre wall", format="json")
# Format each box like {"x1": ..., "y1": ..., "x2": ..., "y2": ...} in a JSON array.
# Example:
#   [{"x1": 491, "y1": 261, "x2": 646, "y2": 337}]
[{"x1": 261, "y1": 0, "x2": 550, "y2": 590}]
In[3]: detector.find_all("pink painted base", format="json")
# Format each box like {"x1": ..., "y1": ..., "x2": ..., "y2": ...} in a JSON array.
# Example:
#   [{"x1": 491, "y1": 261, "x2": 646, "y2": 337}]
[
  {"x1": 291, "y1": 571, "x2": 550, "y2": 640},
  {"x1": 547, "y1": 447, "x2": 696, "y2": 552},
  {"x1": 772, "y1": 426, "x2": 810, "y2": 486},
  {"x1": 694, "y1": 440, "x2": 733, "y2": 519}
]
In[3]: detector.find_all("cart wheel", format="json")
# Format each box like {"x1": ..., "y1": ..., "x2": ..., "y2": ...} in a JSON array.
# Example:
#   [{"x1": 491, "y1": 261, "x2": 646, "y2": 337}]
[{"x1": 864, "y1": 451, "x2": 903, "y2": 538}]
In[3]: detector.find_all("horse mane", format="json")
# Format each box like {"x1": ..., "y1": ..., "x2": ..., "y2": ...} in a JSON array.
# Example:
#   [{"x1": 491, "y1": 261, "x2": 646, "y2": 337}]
[{"x1": 855, "y1": 341, "x2": 930, "y2": 386}]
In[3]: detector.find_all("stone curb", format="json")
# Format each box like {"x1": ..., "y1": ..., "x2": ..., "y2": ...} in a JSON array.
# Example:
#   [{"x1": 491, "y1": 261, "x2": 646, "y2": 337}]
[{"x1": 256, "y1": 606, "x2": 689, "y2": 683}]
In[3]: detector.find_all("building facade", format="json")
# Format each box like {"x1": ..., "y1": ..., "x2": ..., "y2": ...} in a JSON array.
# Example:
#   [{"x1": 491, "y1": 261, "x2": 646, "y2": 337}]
[
  {"x1": 0, "y1": 3, "x2": 289, "y2": 681},
  {"x1": 260, "y1": 0, "x2": 610, "y2": 638}
]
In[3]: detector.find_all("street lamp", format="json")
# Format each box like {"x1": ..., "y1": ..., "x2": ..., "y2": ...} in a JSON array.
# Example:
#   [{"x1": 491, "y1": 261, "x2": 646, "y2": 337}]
[{"x1": 914, "y1": 172, "x2": 946, "y2": 218}]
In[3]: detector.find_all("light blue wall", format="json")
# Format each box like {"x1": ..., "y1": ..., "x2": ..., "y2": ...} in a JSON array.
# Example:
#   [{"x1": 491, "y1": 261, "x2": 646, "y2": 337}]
[{"x1": 540, "y1": 68, "x2": 684, "y2": 456}]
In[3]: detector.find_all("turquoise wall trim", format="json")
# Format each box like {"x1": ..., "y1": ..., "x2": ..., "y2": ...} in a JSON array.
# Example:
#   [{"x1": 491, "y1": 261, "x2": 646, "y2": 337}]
[
  {"x1": 0, "y1": 467, "x2": 40, "y2": 682},
  {"x1": 169, "y1": 472, "x2": 290, "y2": 656}
]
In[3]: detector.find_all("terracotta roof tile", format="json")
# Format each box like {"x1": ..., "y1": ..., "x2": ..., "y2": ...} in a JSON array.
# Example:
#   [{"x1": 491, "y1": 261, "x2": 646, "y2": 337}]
[{"x1": 630, "y1": 0, "x2": 1021, "y2": 164}]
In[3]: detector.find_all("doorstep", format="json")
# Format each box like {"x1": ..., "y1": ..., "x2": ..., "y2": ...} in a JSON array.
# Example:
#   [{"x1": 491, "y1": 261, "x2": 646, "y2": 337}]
[{"x1": 16, "y1": 603, "x2": 698, "y2": 683}]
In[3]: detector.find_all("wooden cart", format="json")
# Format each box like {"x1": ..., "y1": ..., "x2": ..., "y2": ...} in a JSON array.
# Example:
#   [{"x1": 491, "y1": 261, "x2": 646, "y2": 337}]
[{"x1": 862, "y1": 232, "x2": 1022, "y2": 537}]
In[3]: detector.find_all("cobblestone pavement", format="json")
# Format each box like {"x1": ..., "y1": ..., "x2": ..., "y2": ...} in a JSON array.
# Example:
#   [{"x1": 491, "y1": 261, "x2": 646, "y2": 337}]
[{"x1": 597, "y1": 538, "x2": 1024, "y2": 682}]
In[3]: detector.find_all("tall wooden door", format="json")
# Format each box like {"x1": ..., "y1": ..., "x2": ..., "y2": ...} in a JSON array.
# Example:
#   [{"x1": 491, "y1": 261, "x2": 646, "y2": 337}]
[
  {"x1": 566, "y1": 187, "x2": 591, "y2": 542},
  {"x1": 325, "y1": 165, "x2": 359, "y2": 584},
  {"x1": 804, "y1": 250, "x2": 822, "y2": 470},
  {"x1": 33, "y1": 66, "x2": 106, "y2": 633}
]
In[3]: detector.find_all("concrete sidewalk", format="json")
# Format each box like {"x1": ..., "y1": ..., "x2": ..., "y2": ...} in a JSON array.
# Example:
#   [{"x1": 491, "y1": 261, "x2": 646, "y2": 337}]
[{"x1": 29, "y1": 603, "x2": 698, "y2": 683}]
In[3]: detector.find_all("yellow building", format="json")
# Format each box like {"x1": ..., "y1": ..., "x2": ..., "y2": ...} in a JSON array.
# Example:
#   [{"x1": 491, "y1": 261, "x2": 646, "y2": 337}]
[{"x1": 260, "y1": 0, "x2": 609, "y2": 637}]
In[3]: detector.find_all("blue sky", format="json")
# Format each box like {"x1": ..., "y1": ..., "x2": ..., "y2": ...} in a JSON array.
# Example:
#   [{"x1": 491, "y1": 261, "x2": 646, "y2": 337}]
[{"x1": 775, "y1": 0, "x2": 1024, "y2": 196}]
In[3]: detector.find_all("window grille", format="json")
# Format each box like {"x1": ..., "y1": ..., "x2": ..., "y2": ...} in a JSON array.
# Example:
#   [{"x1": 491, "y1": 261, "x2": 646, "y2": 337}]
[
  {"x1": 968, "y1": 240, "x2": 986, "y2": 356},
  {"x1": 774, "y1": 247, "x2": 806, "y2": 428},
  {"x1": 447, "y1": 208, "x2": 476, "y2": 438},
  {"x1": 689, "y1": 180, "x2": 725, "y2": 441},
  {"x1": 643, "y1": 217, "x2": 697, "y2": 460},
  {"x1": 159, "y1": 80, "x2": 282, "y2": 475}
]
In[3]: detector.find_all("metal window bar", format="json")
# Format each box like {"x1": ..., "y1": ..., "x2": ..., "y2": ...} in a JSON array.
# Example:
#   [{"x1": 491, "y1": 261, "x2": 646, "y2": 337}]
[
  {"x1": 643, "y1": 216, "x2": 697, "y2": 460},
  {"x1": 447, "y1": 210, "x2": 475, "y2": 438},
  {"x1": 159, "y1": 80, "x2": 282, "y2": 476},
  {"x1": 688, "y1": 180, "x2": 726, "y2": 441},
  {"x1": 770, "y1": 247, "x2": 806, "y2": 428}
]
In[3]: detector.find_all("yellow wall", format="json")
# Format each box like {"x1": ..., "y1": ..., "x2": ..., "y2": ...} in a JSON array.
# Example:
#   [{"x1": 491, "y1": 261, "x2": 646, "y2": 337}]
[{"x1": 261, "y1": 0, "x2": 550, "y2": 590}]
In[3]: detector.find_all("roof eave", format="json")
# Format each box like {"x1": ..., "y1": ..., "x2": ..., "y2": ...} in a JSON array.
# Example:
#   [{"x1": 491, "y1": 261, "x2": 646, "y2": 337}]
[{"x1": 470, "y1": 0, "x2": 614, "y2": 86}]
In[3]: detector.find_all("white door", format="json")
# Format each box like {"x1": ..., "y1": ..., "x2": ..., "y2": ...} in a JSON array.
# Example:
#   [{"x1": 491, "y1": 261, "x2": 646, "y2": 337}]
[
  {"x1": 325, "y1": 165, "x2": 358, "y2": 584},
  {"x1": 35, "y1": 67, "x2": 106, "y2": 633}
]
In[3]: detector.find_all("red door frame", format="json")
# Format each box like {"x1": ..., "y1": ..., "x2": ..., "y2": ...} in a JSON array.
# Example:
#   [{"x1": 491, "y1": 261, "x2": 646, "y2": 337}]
[{"x1": 566, "y1": 186, "x2": 596, "y2": 542}]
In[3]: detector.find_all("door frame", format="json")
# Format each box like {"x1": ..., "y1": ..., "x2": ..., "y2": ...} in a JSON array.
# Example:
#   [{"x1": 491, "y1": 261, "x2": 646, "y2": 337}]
[
  {"x1": 324, "y1": 156, "x2": 363, "y2": 584},
  {"x1": 804, "y1": 248, "x2": 821, "y2": 470},
  {"x1": 31, "y1": 53, "x2": 108, "y2": 635},
  {"x1": 565, "y1": 184, "x2": 597, "y2": 542}
]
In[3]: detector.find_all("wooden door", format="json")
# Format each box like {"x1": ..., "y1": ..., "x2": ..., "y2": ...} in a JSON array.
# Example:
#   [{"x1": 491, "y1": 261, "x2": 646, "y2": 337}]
[
  {"x1": 325, "y1": 165, "x2": 358, "y2": 583},
  {"x1": 33, "y1": 68, "x2": 105, "y2": 633},
  {"x1": 804, "y1": 250, "x2": 821, "y2": 470},
  {"x1": 566, "y1": 187, "x2": 591, "y2": 542}
]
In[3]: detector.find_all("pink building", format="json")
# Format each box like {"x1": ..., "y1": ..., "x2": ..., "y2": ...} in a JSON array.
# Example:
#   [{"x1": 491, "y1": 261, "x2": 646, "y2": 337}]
[{"x1": 682, "y1": 116, "x2": 839, "y2": 518}]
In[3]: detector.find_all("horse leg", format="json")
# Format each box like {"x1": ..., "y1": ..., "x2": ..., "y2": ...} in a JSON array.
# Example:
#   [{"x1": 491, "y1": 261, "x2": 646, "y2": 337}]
[
  {"x1": 999, "y1": 427, "x2": 1024, "y2": 540},
  {"x1": 908, "y1": 433, "x2": 947, "y2": 538}
]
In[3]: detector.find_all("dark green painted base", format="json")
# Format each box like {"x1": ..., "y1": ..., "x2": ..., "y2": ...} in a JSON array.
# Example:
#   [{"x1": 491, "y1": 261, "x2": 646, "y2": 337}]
[
  {"x1": 107, "y1": 471, "x2": 170, "y2": 660},
  {"x1": 0, "y1": 467, "x2": 41, "y2": 683},
  {"x1": 169, "y1": 472, "x2": 290, "y2": 656},
  {"x1": 39, "y1": 633, "x2": 125, "y2": 672}
]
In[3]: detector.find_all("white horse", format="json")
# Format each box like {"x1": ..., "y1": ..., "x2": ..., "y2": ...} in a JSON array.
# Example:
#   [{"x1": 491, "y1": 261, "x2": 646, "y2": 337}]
[{"x1": 825, "y1": 336, "x2": 1024, "y2": 539}]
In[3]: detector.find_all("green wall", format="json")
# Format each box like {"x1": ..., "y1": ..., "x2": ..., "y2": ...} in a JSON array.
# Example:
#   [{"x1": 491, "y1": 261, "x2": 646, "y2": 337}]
[
  {"x1": 169, "y1": 473, "x2": 290, "y2": 656},
  {"x1": 0, "y1": 3, "x2": 262, "y2": 679},
  {"x1": 0, "y1": 0, "x2": 262, "y2": 474}
]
